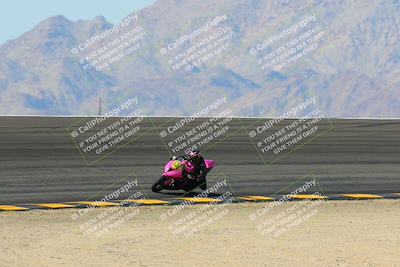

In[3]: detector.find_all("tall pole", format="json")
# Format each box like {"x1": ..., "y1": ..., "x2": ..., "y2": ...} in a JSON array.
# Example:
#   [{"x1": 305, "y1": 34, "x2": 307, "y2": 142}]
[{"x1": 98, "y1": 97, "x2": 102, "y2": 116}]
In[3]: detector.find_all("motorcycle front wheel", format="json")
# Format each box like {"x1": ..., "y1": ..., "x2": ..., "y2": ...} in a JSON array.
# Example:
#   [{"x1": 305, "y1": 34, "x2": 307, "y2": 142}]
[
  {"x1": 151, "y1": 176, "x2": 166, "y2": 193},
  {"x1": 199, "y1": 179, "x2": 207, "y2": 190}
]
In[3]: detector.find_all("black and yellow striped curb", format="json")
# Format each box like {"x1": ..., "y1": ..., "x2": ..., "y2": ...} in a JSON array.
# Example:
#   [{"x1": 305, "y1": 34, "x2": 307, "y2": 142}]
[{"x1": 1, "y1": 193, "x2": 399, "y2": 212}]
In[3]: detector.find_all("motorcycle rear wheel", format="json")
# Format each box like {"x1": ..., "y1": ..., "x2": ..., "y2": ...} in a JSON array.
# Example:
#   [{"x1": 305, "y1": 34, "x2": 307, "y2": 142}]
[{"x1": 183, "y1": 179, "x2": 197, "y2": 192}]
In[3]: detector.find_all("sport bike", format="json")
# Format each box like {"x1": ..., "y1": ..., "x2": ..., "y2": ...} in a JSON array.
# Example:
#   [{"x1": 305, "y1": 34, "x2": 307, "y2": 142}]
[{"x1": 151, "y1": 156, "x2": 215, "y2": 193}]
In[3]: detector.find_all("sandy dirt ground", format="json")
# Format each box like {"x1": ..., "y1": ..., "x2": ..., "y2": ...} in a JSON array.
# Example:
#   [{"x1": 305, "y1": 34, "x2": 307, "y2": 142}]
[{"x1": 0, "y1": 200, "x2": 399, "y2": 267}]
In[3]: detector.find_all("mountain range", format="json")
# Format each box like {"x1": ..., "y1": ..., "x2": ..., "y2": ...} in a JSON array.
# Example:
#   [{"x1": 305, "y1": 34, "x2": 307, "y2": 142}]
[{"x1": 0, "y1": 0, "x2": 399, "y2": 117}]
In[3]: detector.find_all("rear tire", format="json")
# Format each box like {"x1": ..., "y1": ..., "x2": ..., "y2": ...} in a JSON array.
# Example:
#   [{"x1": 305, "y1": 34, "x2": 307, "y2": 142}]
[
  {"x1": 183, "y1": 181, "x2": 194, "y2": 192},
  {"x1": 152, "y1": 176, "x2": 166, "y2": 193},
  {"x1": 183, "y1": 179, "x2": 197, "y2": 192},
  {"x1": 199, "y1": 181, "x2": 207, "y2": 190}
]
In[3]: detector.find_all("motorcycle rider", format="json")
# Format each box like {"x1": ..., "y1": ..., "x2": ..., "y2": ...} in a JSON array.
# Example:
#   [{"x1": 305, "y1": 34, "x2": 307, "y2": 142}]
[{"x1": 187, "y1": 149, "x2": 207, "y2": 181}]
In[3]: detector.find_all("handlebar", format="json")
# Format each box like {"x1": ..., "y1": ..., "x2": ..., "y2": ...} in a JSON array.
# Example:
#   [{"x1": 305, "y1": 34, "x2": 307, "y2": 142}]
[{"x1": 169, "y1": 155, "x2": 189, "y2": 160}]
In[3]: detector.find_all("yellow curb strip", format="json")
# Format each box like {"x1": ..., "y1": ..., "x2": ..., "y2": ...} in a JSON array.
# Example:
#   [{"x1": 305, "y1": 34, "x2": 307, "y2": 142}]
[
  {"x1": 123, "y1": 199, "x2": 170, "y2": 205},
  {"x1": 0, "y1": 205, "x2": 29, "y2": 211},
  {"x1": 34, "y1": 203, "x2": 75, "y2": 209},
  {"x1": 342, "y1": 194, "x2": 383, "y2": 199},
  {"x1": 289, "y1": 194, "x2": 328, "y2": 200},
  {"x1": 177, "y1": 197, "x2": 222, "y2": 203},
  {"x1": 70, "y1": 201, "x2": 120, "y2": 207}
]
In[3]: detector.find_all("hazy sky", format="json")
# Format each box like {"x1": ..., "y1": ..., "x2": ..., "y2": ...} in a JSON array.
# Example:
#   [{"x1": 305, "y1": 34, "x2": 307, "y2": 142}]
[{"x1": 0, "y1": 0, "x2": 156, "y2": 44}]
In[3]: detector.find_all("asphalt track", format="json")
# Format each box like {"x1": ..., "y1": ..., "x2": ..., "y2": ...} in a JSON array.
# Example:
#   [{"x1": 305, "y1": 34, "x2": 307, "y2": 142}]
[{"x1": 0, "y1": 117, "x2": 399, "y2": 205}]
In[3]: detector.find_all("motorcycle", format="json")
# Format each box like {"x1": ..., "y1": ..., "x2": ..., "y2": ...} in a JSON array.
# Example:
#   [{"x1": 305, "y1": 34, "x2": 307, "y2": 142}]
[{"x1": 151, "y1": 155, "x2": 215, "y2": 193}]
